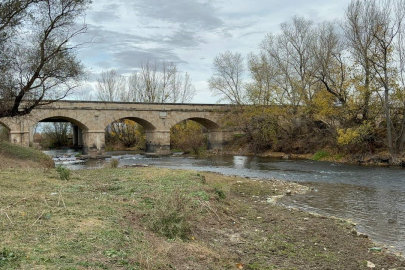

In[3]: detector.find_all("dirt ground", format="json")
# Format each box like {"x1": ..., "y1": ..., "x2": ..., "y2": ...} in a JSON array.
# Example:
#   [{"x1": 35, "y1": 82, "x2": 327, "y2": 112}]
[{"x1": 0, "y1": 167, "x2": 404, "y2": 269}]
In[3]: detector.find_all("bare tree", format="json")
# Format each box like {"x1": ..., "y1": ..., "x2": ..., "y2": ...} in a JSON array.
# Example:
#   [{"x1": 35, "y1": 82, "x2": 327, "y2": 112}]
[
  {"x1": 170, "y1": 72, "x2": 196, "y2": 103},
  {"x1": 43, "y1": 122, "x2": 72, "y2": 147},
  {"x1": 311, "y1": 21, "x2": 350, "y2": 105},
  {"x1": 246, "y1": 52, "x2": 279, "y2": 105},
  {"x1": 259, "y1": 17, "x2": 317, "y2": 114},
  {"x1": 344, "y1": 0, "x2": 378, "y2": 119},
  {"x1": 128, "y1": 60, "x2": 196, "y2": 103},
  {"x1": 0, "y1": 0, "x2": 90, "y2": 118},
  {"x1": 96, "y1": 69, "x2": 126, "y2": 102},
  {"x1": 364, "y1": 0, "x2": 405, "y2": 159},
  {"x1": 208, "y1": 50, "x2": 245, "y2": 105}
]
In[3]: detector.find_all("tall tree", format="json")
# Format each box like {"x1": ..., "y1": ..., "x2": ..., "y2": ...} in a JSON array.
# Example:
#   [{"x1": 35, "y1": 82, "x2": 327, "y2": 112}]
[
  {"x1": 259, "y1": 17, "x2": 317, "y2": 114},
  {"x1": 344, "y1": 0, "x2": 378, "y2": 119},
  {"x1": 0, "y1": 0, "x2": 91, "y2": 118},
  {"x1": 365, "y1": 0, "x2": 405, "y2": 159},
  {"x1": 208, "y1": 50, "x2": 245, "y2": 105},
  {"x1": 311, "y1": 21, "x2": 350, "y2": 105}
]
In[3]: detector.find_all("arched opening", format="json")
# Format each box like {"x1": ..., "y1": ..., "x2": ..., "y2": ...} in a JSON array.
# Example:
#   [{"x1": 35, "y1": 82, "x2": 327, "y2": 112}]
[
  {"x1": 0, "y1": 121, "x2": 10, "y2": 142},
  {"x1": 32, "y1": 116, "x2": 88, "y2": 151},
  {"x1": 104, "y1": 117, "x2": 156, "y2": 152},
  {"x1": 170, "y1": 118, "x2": 221, "y2": 154}
]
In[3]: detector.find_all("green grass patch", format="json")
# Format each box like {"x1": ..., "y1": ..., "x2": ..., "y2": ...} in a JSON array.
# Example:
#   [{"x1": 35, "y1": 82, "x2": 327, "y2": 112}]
[
  {"x1": 56, "y1": 165, "x2": 71, "y2": 180},
  {"x1": 0, "y1": 141, "x2": 54, "y2": 168},
  {"x1": 312, "y1": 150, "x2": 330, "y2": 161}
]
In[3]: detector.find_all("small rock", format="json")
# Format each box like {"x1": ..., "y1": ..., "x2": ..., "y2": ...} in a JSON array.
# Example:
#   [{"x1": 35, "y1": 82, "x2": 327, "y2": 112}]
[
  {"x1": 285, "y1": 190, "x2": 292, "y2": 196},
  {"x1": 304, "y1": 218, "x2": 309, "y2": 221},
  {"x1": 367, "y1": 261, "x2": 375, "y2": 268}
]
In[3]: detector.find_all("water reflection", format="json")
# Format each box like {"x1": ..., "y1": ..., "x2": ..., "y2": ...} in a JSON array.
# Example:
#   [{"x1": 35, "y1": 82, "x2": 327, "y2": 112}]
[{"x1": 233, "y1": 156, "x2": 248, "y2": 169}]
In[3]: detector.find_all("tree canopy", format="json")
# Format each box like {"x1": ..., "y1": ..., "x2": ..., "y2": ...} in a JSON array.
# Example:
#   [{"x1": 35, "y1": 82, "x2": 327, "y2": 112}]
[{"x1": 0, "y1": 0, "x2": 91, "y2": 118}]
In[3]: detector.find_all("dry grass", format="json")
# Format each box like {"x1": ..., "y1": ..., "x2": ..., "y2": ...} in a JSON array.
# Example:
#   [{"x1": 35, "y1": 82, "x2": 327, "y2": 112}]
[{"x1": 0, "y1": 167, "x2": 404, "y2": 269}]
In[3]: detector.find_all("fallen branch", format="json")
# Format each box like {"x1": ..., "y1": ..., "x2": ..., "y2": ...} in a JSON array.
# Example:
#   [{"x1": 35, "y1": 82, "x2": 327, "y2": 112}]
[
  {"x1": 58, "y1": 189, "x2": 66, "y2": 209},
  {"x1": 31, "y1": 210, "x2": 45, "y2": 227},
  {"x1": 2, "y1": 211, "x2": 13, "y2": 224},
  {"x1": 199, "y1": 199, "x2": 221, "y2": 222}
]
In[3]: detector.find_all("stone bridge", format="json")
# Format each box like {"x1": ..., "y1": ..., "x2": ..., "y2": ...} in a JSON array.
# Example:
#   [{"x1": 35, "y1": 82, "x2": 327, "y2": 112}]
[{"x1": 0, "y1": 101, "x2": 233, "y2": 156}]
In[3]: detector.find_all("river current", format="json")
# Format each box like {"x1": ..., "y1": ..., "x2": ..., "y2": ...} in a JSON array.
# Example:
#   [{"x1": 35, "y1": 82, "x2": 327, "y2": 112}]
[{"x1": 46, "y1": 150, "x2": 405, "y2": 255}]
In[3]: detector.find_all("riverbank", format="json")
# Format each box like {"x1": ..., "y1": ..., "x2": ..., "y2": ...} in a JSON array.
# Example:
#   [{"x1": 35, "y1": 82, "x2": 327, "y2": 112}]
[
  {"x1": 207, "y1": 147, "x2": 405, "y2": 168},
  {"x1": 0, "y1": 141, "x2": 54, "y2": 169},
  {"x1": 1, "y1": 166, "x2": 404, "y2": 269}
]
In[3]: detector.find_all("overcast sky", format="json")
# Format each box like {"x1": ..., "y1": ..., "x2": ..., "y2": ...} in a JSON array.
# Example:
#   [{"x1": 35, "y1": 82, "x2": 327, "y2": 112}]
[{"x1": 74, "y1": 0, "x2": 352, "y2": 103}]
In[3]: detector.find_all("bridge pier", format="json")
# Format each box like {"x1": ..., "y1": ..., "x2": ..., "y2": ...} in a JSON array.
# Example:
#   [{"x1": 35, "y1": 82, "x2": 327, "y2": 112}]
[
  {"x1": 10, "y1": 131, "x2": 29, "y2": 146},
  {"x1": 83, "y1": 130, "x2": 105, "y2": 156},
  {"x1": 145, "y1": 130, "x2": 171, "y2": 155},
  {"x1": 72, "y1": 125, "x2": 83, "y2": 147},
  {"x1": 207, "y1": 130, "x2": 233, "y2": 150}
]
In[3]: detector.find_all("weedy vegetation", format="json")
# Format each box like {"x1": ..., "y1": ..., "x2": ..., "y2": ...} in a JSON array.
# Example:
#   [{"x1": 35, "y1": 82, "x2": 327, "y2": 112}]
[{"x1": 0, "y1": 167, "x2": 403, "y2": 269}]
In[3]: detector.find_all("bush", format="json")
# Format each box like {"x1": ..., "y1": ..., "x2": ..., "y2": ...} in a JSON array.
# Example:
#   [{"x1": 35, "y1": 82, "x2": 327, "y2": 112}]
[
  {"x1": 170, "y1": 120, "x2": 207, "y2": 154},
  {"x1": 109, "y1": 158, "x2": 119, "y2": 168},
  {"x1": 312, "y1": 151, "x2": 330, "y2": 161},
  {"x1": 56, "y1": 165, "x2": 71, "y2": 180},
  {"x1": 0, "y1": 247, "x2": 21, "y2": 267},
  {"x1": 244, "y1": 111, "x2": 279, "y2": 153},
  {"x1": 147, "y1": 192, "x2": 193, "y2": 240},
  {"x1": 214, "y1": 187, "x2": 226, "y2": 199},
  {"x1": 337, "y1": 121, "x2": 378, "y2": 154}
]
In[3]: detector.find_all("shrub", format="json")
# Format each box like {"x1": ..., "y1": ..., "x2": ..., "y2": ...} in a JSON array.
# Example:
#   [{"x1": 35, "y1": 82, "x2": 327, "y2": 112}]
[
  {"x1": 312, "y1": 151, "x2": 330, "y2": 161},
  {"x1": 337, "y1": 121, "x2": 377, "y2": 153},
  {"x1": 56, "y1": 165, "x2": 71, "y2": 180},
  {"x1": 170, "y1": 120, "x2": 207, "y2": 154},
  {"x1": 147, "y1": 192, "x2": 193, "y2": 240},
  {"x1": 0, "y1": 247, "x2": 21, "y2": 267},
  {"x1": 214, "y1": 187, "x2": 226, "y2": 199},
  {"x1": 109, "y1": 158, "x2": 119, "y2": 168}
]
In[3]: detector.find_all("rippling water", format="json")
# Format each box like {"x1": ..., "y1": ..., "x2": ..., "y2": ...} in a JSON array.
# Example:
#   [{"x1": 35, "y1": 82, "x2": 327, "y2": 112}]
[{"x1": 45, "y1": 151, "x2": 405, "y2": 254}]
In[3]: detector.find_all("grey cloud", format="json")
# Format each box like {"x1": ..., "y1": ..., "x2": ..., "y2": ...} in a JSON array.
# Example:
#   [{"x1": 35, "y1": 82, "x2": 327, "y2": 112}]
[
  {"x1": 77, "y1": 24, "x2": 203, "y2": 50},
  {"x1": 76, "y1": 25, "x2": 189, "y2": 73},
  {"x1": 91, "y1": 4, "x2": 121, "y2": 23},
  {"x1": 161, "y1": 30, "x2": 204, "y2": 48},
  {"x1": 132, "y1": 0, "x2": 224, "y2": 30},
  {"x1": 112, "y1": 48, "x2": 186, "y2": 70},
  {"x1": 91, "y1": 11, "x2": 120, "y2": 23}
]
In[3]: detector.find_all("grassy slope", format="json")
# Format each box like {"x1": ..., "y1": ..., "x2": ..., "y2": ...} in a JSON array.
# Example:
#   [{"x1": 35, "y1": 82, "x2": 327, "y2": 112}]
[
  {"x1": 0, "y1": 141, "x2": 54, "y2": 169},
  {"x1": 0, "y1": 167, "x2": 403, "y2": 270}
]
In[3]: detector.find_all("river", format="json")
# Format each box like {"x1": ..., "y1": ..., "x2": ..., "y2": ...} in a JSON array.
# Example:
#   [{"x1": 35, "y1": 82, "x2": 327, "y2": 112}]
[{"x1": 45, "y1": 150, "x2": 405, "y2": 255}]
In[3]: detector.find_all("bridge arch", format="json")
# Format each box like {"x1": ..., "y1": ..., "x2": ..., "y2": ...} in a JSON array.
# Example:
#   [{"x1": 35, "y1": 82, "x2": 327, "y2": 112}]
[
  {"x1": 169, "y1": 115, "x2": 221, "y2": 131},
  {"x1": 103, "y1": 116, "x2": 156, "y2": 131},
  {"x1": 169, "y1": 116, "x2": 225, "y2": 153},
  {"x1": 171, "y1": 117, "x2": 221, "y2": 130},
  {"x1": 29, "y1": 114, "x2": 90, "y2": 153},
  {"x1": 30, "y1": 114, "x2": 90, "y2": 132},
  {"x1": 103, "y1": 116, "x2": 157, "y2": 151}
]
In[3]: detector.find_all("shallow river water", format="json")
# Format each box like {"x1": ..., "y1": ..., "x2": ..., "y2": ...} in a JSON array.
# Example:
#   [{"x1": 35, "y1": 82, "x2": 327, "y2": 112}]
[{"x1": 45, "y1": 150, "x2": 405, "y2": 254}]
